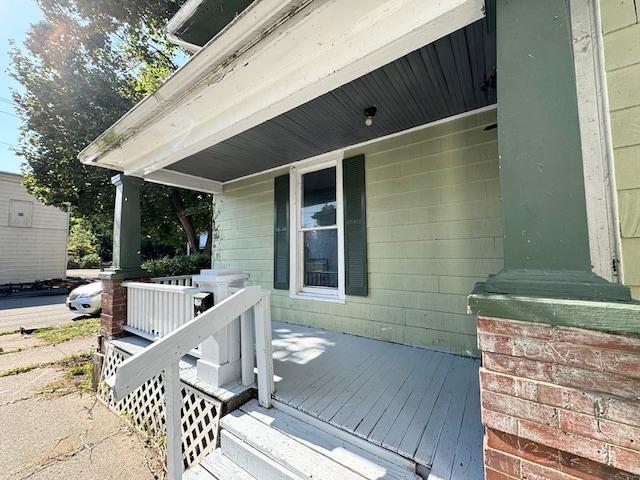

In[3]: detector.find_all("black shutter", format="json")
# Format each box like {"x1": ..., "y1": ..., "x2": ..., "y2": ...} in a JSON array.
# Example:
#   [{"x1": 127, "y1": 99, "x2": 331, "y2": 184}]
[
  {"x1": 343, "y1": 155, "x2": 368, "y2": 296},
  {"x1": 273, "y1": 174, "x2": 290, "y2": 290}
]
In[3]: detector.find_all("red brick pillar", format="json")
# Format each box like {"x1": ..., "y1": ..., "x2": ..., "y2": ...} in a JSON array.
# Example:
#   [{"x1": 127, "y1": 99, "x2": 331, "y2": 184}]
[
  {"x1": 478, "y1": 316, "x2": 640, "y2": 479},
  {"x1": 100, "y1": 276, "x2": 149, "y2": 340}
]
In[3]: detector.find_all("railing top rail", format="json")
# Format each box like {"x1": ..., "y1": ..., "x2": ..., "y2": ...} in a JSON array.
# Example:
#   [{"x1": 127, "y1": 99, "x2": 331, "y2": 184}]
[
  {"x1": 108, "y1": 285, "x2": 262, "y2": 401},
  {"x1": 122, "y1": 281, "x2": 201, "y2": 294},
  {"x1": 192, "y1": 273, "x2": 250, "y2": 284},
  {"x1": 150, "y1": 275, "x2": 194, "y2": 283}
]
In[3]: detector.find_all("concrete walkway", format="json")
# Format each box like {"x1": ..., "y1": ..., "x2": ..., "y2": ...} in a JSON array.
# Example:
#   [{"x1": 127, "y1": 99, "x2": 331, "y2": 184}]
[{"x1": 0, "y1": 322, "x2": 165, "y2": 479}]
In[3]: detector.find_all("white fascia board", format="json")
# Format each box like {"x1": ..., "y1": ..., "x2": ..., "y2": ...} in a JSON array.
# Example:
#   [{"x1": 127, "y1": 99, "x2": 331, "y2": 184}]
[
  {"x1": 78, "y1": 0, "x2": 310, "y2": 167},
  {"x1": 165, "y1": 0, "x2": 206, "y2": 52},
  {"x1": 80, "y1": 0, "x2": 484, "y2": 179},
  {"x1": 144, "y1": 169, "x2": 223, "y2": 193}
]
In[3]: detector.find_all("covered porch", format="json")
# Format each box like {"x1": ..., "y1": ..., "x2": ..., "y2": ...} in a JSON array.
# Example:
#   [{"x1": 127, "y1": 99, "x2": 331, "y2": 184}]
[
  {"x1": 271, "y1": 321, "x2": 483, "y2": 479},
  {"x1": 84, "y1": 0, "x2": 640, "y2": 479},
  {"x1": 103, "y1": 311, "x2": 482, "y2": 480}
]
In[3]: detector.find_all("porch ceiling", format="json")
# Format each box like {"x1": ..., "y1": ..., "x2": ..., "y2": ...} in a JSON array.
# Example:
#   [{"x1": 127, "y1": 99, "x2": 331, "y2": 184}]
[{"x1": 165, "y1": 19, "x2": 496, "y2": 183}]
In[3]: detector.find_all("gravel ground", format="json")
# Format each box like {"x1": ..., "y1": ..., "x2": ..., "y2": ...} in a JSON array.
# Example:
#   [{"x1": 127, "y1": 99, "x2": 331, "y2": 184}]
[{"x1": 0, "y1": 304, "x2": 165, "y2": 480}]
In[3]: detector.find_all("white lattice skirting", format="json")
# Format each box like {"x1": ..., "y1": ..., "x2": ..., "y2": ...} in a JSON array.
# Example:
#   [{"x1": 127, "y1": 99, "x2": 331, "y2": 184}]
[{"x1": 98, "y1": 342, "x2": 222, "y2": 469}]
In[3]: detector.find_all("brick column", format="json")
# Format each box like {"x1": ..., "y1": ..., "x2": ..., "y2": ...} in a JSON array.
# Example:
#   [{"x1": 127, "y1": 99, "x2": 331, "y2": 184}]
[
  {"x1": 478, "y1": 316, "x2": 640, "y2": 479},
  {"x1": 100, "y1": 276, "x2": 149, "y2": 339}
]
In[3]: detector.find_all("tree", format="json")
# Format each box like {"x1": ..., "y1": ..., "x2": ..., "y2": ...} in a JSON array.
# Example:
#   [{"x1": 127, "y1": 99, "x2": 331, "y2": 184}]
[{"x1": 9, "y1": 0, "x2": 213, "y2": 256}]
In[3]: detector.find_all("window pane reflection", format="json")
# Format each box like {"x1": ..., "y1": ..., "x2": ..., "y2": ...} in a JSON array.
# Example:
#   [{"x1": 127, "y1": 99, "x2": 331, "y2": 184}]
[{"x1": 301, "y1": 167, "x2": 336, "y2": 228}]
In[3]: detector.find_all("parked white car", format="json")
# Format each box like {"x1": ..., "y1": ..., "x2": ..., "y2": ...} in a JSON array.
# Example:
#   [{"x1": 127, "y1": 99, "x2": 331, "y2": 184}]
[{"x1": 66, "y1": 281, "x2": 102, "y2": 316}]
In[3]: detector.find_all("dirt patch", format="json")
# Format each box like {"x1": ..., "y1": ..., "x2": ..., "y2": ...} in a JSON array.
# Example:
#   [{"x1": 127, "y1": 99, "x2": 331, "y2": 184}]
[
  {"x1": 0, "y1": 330, "x2": 166, "y2": 480},
  {"x1": 0, "y1": 393, "x2": 164, "y2": 479}
]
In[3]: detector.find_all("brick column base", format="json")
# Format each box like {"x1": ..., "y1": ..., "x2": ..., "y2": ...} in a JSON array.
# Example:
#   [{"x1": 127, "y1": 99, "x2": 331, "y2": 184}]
[
  {"x1": 478, "y1": 316, "x2": 640, "y2": 479},
  {"x1": 100, "y1": 276, "x2": 149, "y2": 340}
]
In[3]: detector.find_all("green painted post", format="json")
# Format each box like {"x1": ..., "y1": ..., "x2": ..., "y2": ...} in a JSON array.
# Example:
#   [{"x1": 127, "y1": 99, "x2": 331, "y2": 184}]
[
  {"x1": 486, "y1": 0, "x2": 630, "y2": 301},
  {"x1": 100, "y1": 174, "x2": 148, "y2": 280},
  {"x1": 112, "y1": 174, "x2": 143, "y2": 271}
]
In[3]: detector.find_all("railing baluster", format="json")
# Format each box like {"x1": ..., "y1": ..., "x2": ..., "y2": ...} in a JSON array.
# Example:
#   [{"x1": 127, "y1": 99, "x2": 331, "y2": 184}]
[
  {"x1": 254, "y1": 291, "x2": 274, "y2": 408},
  {"x1": 165, "y1": 361, "x2": 182, "y2": 480},
  {"x1": 240, "y1": 309, "x2": 254, "y2": 386}
]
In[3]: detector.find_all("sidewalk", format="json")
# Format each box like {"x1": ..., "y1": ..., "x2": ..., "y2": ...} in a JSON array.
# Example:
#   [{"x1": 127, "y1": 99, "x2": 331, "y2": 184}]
[{"x1": 0, "y1": 330, "x2": 165, "y2": 479}]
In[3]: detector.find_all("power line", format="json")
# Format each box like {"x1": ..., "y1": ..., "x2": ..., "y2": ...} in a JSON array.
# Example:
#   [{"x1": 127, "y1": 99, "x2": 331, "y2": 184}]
[
  {"x1": 0, "y1": 140, "x2": 18, "y2": 148},
  {"x1": 0, "y1": 109, "x2": 18, "y2": 118},
  {"x1": 0, "y1": 96, "x2": 14, "y2": 105}
]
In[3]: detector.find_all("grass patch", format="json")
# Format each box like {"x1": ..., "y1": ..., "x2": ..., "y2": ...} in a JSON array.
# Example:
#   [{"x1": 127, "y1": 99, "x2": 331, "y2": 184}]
[
  {"x1": 0, "y1": 329, "x2": 16, "y2": 336},
  {"x1": 0, "y1": 348, "x2": 23, "y2": 355},
  {"x1": 0, "y1": 364, "x2": 41, "y2": 377},
  {"x1": 33, "y1": 318, "x2": 100, "y2": 344},
  {"x1": 37, "y1": 352, "x2": 95, "y2": 396}
]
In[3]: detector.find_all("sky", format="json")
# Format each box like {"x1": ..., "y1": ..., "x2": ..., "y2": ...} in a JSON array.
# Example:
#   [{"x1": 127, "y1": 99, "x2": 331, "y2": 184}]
[{"x1": 0, "y1": 0, "x2": 43, "y2": 175}]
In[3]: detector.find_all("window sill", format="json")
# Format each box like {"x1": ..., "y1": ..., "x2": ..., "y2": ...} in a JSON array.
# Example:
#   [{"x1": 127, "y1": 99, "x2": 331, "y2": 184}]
[{"x1": 289, "y1": 292, "x2": 346, "y2": 304}]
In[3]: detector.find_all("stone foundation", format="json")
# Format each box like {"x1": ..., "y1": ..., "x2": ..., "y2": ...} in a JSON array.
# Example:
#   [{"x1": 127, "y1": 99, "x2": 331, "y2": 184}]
[{"x1": 478, "y1": 316, "x2": 640, "y2": 479}]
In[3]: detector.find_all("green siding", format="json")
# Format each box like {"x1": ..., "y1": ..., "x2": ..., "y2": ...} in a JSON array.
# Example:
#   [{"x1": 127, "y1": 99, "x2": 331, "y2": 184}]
[
  {"x1": 602, "y1": 2, "x2": 640, "y2": 300},
  {"x1": 216, "y1": 109, "x2": 502, "y2": 357}
]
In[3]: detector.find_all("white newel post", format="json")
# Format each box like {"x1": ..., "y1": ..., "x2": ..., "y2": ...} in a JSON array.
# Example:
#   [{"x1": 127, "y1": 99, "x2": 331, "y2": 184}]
[{"x1": 192, "y1": 269, "x2": 249, "y2": 387}]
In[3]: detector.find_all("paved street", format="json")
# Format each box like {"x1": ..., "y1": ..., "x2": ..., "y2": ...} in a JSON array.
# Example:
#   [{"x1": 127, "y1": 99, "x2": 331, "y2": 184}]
[
  {"x1": 0, "y1": 269, "x2": 100, "y2": 333},
  {"x1": 0, "y1": 293, "x2": 76, "y2": 333}
]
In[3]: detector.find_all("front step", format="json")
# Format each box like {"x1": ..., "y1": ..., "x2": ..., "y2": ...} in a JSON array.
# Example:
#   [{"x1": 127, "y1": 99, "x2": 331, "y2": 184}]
[{"x1": 187, "y1": 399, "x2": 423, "y2": 480}]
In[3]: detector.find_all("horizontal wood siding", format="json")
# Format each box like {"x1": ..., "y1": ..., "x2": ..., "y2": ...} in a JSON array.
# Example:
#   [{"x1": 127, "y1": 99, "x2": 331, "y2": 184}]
[
  {"x1": 601, "y1": 2, "x2": 640, "y2": 300},
  {"x1": 216, "y1": 109, "x2": 502, "y2": 356},
  {"x1": 0, "y1": 173, "x2": 68, "y2": 284}
]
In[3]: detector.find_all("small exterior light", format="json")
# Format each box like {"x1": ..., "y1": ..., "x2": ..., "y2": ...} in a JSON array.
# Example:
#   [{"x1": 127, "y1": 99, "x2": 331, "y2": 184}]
[{"x1": 364, "y1": 106, "x2": 377, "y2": 126}]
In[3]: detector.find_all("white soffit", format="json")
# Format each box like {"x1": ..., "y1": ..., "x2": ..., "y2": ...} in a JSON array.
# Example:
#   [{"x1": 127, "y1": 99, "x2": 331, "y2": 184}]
[
  {"x1": 79, "y1": 0, "x2": 484, "y2": 179},
  {"x1": 144, "y1": 170, "x2": 223, "y2": 193}
]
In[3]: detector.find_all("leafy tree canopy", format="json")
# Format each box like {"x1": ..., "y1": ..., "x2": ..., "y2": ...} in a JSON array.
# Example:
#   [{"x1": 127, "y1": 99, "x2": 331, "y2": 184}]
[{"x1": 9, "y1": 0, "x2": 213, "y2": 256}]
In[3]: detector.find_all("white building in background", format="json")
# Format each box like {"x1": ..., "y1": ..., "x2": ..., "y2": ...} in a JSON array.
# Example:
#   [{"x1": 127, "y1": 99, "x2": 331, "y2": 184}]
[{"x1": 0, "y1": 171, "x2": 68, "y2": 285}]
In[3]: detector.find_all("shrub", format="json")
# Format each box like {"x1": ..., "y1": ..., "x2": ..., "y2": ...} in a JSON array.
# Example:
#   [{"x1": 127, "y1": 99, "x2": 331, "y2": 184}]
[
  {"x1": 79, "y1": 253, "x2": 102, "y2": 268},
  {"x1": 142, "y1": 254, "x2": 211, "y2": 278}
]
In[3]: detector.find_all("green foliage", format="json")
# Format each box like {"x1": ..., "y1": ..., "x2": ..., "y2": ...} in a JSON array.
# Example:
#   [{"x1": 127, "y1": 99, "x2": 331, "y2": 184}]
[
  {"x1": 67, "y1": 218, "x2": 100, "y2": 266},
  {"x1": 0, "y1": 364, "x2": 41, "y2": 377},
  {"x1": 80, "y1": 253, "x2": 102, "y2": 268},
  {"x1": 142, "y1": 254, "x2": 211, "y2": 278},
  {"x1": 9, "y1": 0, "x2": 214, "y2": 258},
  {"x1": 33, "y1": 318, "x2": 100, "y2": 344}
]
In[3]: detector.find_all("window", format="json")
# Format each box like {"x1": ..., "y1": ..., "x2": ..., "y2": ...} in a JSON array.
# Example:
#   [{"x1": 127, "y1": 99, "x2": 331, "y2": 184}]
[
  {"x1": 298, "y1": 163, "x2": 342, "y2": 297},
  {"x1": 273, "y1": 154, "x2": 367, "y2": 301}
]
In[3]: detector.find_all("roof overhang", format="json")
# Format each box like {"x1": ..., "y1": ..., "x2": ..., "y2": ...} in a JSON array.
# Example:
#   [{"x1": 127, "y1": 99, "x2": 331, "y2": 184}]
[
  {"x1": 79, "y1": 0, "x2": 486, "y2": 189},
  {"x1": 166, "y1": 0, "x2": 256, "y2": 52}
]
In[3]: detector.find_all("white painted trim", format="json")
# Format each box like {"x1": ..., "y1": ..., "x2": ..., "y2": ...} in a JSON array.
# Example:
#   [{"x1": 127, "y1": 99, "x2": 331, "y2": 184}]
[
  {"x1": 594, "y1": 0, "x2": 624, "y2": 283},
  {"x1": 79, "y1": 0, "x2": 484, "y2": 180},
  {"x1": 570, "y1": 0, "x2": 621, "y2": 282},
  {"x1": 165, "y1": 0, "x2": 206, "y2": 52},
  {"x1": 289, "y1": 154, "x2": 346, "y2": 302},
  {"x1": 144, "y1": 169, "x2": 223, "y2": 193}
]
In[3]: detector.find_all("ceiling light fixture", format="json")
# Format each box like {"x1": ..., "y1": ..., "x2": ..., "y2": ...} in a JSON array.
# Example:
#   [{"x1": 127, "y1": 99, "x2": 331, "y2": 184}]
[{"x1": 364, "y1": 106, "x2": 377, "y2": 126}]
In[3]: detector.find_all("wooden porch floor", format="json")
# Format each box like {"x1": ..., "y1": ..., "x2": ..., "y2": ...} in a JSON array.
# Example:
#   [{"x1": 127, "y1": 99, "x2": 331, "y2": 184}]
[{"x1": 270, "y1": 321, "x2": 484, "y2": 480}]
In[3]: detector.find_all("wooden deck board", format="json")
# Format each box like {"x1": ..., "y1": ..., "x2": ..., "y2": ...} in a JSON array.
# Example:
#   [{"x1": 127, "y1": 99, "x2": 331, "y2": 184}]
[
  {"x1": 417, "y1": 358, "x2": 474, "y2": 469},
  {"x1": 449, "y1": 369, "x2": 484, "y2": 480},
  {"x1": 369, "y1": 350, "x2": 442, "y2": 443},
  {"x1": 271, "y1": 322, "x2": 483, "y2": 478},
  {"x1": 395, "y1": 355, "x2": 454, "y2": 458}
]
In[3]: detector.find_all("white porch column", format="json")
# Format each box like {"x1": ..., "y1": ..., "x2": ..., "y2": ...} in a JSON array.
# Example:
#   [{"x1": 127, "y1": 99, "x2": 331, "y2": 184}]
[{"x1": 192, "y1": 269, "x2": 248, "y2": 387}]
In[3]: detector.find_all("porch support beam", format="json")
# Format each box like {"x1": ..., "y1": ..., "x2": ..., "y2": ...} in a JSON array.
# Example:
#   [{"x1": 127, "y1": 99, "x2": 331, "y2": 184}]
[
  {"x1": 99, "y1": 174, "x2": 149, "y2": 340},
  {"x1": 486, "y1": 0, "x2": 630, "y2": 302}
]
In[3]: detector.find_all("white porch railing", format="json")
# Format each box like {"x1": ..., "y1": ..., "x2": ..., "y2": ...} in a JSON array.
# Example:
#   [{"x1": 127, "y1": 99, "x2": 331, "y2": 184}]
[
  {"x1": 151, "y1": 275, "x2": 194, "y2": 286},
  {"x1": 107, "y1": 286, "x2": 274, "y2": 480},
  {"x1": 124, "y1": 282, "x2": 200, "y2": 339}
]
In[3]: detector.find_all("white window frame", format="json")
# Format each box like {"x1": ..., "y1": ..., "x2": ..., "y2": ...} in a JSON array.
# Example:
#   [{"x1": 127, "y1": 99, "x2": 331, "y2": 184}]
[{"x1": 289, "y1": 153, "x2": 345, "y2": 303}]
